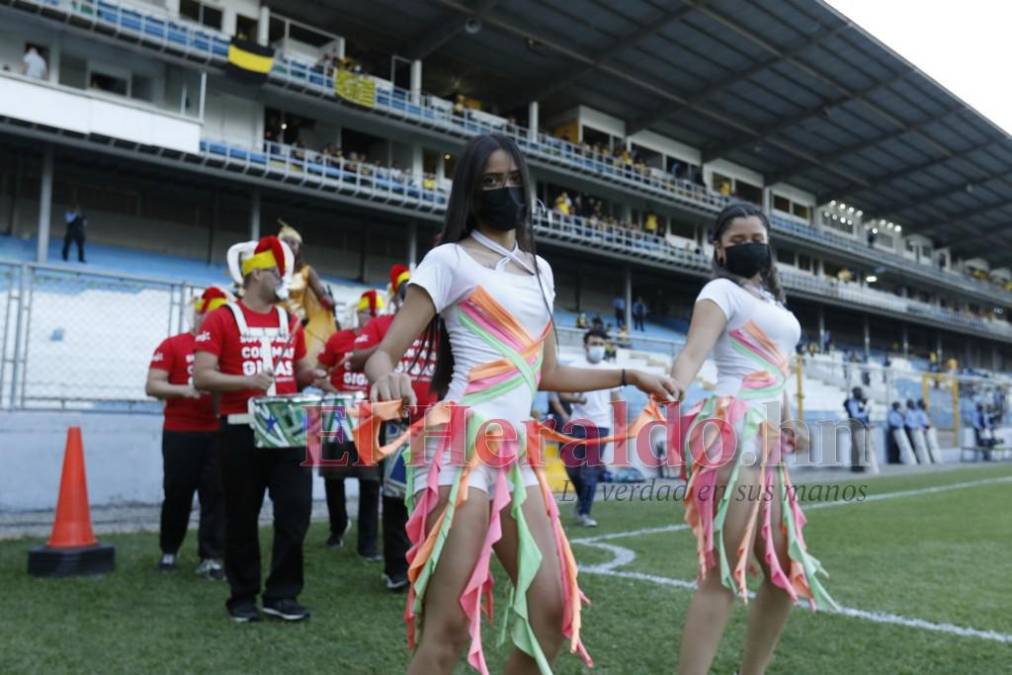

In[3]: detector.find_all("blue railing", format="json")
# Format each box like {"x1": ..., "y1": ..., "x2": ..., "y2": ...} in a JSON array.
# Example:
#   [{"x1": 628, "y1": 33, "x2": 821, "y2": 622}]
[{"x1": 11, "y1": 0, "x2": 1012, "y2": 305}]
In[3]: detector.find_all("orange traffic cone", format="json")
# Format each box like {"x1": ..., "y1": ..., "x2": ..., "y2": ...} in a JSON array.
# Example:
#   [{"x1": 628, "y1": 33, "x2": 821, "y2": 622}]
[{"x1": 28, "y1": 427, "x2": 115, "y2": 577}]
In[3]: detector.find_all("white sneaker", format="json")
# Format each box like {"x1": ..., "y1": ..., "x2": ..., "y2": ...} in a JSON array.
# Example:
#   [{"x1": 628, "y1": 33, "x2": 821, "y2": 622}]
[
  {"x1": 195, "y1": 558, "x2": 225, "y2": 580},
  {"x1": 577, "y1": 514, "x2": 598, "y2": 527}
]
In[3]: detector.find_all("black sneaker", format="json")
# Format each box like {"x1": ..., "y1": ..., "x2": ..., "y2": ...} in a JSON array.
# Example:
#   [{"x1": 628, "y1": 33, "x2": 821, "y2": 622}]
[
  {"x1": 262, "y1": 598, "x2": 310, "y2": 622},
  {"x1": 326, "y1": 520, "x2": 352, "y2": 549},
  {"x1": 157, "y1": 553, "x2": 178, "y2": 572},
  {"x1": 383, "y1": 573, "x2": 408, "y2": 592},
  {"x1": 226, "y1": 599, "x2": 261, "y2": 623}
]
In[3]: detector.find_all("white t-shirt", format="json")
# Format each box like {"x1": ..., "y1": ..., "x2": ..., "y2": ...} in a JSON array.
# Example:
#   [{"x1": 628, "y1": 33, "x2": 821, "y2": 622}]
[
  {"x1": 22, "y1": 50, "x2": 46, "y2": 79},
  {"x1": 409, "y1": 242, "x2": 555, "y2": 431},
  {"x1": 695, "y1": 278, "x2": 800, "y2": 405},
  {"x1": 567, "y1": 354, "x2": 619, "y2": 430}
]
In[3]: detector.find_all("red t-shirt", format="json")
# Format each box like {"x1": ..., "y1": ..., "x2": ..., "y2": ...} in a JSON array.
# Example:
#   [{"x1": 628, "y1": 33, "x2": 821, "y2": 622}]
[
  {"x1": 317, "y1": 328, "x2": 368, "y2": 393},
  {"x1": 354, "y1": 314, "x2": 434, "y2": 405},
  {"x1": 149, "y1": 332, "x2": 218, "y2": 432},
  {"x1": 195, "y1": 302, "x2": 307, "y2": 416}
]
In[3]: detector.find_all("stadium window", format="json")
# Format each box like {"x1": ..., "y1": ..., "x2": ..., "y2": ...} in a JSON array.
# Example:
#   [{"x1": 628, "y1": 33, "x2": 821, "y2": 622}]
[
  {"x1": 581, "y1": 126, "x2": 611, "y2": 151},
  {"x1": 734, "y1": 179, "x2": 762, "y2": 205},
  {"x1": 89, "y1": 71, "x2": 128, "y2": 96},
  {"x1": 630, "y1": 143, "x2": 663, "y2": 170},
  {"x1": 668, "y1": 219, "x2": 695, "y2": 240},
  {"x1": 792, "y1": 203, "x2": 811, "y2": 221},
  {"x1": 130, "y1": 75, "x2": 155, "y2": 102},
  {"x1": 235, "y1": 14, "x2": 258, "y2": 40},
  {"x1": 180, "y1": 0, "x2": 222, "y2": 30},
  {"x1": 773, "y1": 194, "x2": 791, "y2": 212},
  {"x1": 796, "y1": 253, "x2": 810, "y2": 271}
]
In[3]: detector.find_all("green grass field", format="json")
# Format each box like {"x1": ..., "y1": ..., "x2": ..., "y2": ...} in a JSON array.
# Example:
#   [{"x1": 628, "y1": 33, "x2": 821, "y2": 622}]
[{"x1": 2, "y1": 464, "x2": 1011, "y2": 674}]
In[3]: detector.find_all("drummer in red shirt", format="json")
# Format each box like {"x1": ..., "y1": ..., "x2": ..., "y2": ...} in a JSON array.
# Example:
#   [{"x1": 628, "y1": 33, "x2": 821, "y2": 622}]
[
  {"x1": 348, "y1": 264, "x2": 435, "y2": 591},
  {"x1": 146, "y1": 286, "x2": 229, "y2": 579},
  {"x1": 193, "y1": 235, "x2": 326, "y2": 624},
  {"x1": 316, "y1": 289, "x2": 385, "y2": 557}
]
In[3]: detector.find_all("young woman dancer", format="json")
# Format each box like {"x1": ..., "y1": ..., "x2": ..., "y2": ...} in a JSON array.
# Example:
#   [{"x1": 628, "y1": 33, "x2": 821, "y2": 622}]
[
  {"x1": 671, "y1": 203, "x2": 837, "y2": 675},
  {"x1": 364, "y1": 133, "x2": 680, "y2": 675}
]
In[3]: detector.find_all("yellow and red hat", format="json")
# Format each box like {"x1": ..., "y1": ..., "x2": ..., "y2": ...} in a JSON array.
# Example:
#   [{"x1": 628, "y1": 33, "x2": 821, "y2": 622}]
[
  {"x1": 390, "y1": 264, "x2": 410, "y2": 295},
  {"x1": 357, "y1": 289, "x2": 385, "y2": 317},
  {"x1": 194, "y1": 286, "x2": 229, "y2": 314},
  {"x1": 240, "y1": 235, "x2": 287, "y2": 277}
]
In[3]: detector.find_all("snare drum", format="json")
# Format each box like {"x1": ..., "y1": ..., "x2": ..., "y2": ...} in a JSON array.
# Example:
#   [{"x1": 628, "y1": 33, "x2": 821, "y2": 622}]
[{"x1": 248, "y1": 392, "x2": 362, "y2": 449}]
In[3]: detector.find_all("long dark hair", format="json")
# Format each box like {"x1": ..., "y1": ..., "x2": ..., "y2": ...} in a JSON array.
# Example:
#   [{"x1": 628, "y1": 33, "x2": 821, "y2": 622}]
[
  {"x1": 708, "y1": 201, "x2": 786, "y2": 304},
  {"x1": 416, "y1": 133, "x2": 555, "y2": 399}
]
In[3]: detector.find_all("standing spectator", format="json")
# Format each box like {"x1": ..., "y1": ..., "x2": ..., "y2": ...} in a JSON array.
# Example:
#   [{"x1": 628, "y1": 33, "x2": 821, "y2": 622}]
[
  {"x1": 632, "y1": 297, "x2": 647, "y2": 332},
  {"x1": 821, "y1": 329, "x2": 832, "y2": 353},
  {"x1": 886, "y1": 401, "x2": 906, "y2": 464},
  {"x1": 844, "y1": 387, "x2": 877, "y2": 474},
  {"x1": 553, "y1": 190, "x2": 572, "y2": 216},
  {"x1": 644, "y1": 210, "x2": 659, "y2": 236},
  {"x1": 612, "y1": 295, "x2": 625, "y2": 328},
  {"x1": 562, "y1": 329, "x2": 622, "y2": 527},
  {"x1": 21, "y1": 45, "x2": 47, "y2": 80},
  {"x1": 973, "y1": 403, "x2": 995, "y2": 461},
  {"x1": 867, "y1": 229, "x2": 877, "y2": 248},
  {"x1": 61, "y1": 205, "x2": 87, "y2": 263}
]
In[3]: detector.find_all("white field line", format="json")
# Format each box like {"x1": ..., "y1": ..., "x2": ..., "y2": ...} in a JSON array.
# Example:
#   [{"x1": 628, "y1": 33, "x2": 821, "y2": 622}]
[{"x1": 571, "y1": 474, "x2": 1012, "y2": 644}]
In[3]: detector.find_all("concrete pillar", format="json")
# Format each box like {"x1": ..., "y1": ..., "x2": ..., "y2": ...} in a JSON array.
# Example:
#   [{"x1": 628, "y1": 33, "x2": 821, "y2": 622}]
[
  {"x1": 408, "y1": 221, "x2": 418, "y2": 268},
  {"x1": 436, "y1": 153, "x2": 446, "y2": 182},
  {"x1": 620, "y1": 203, "x2": 632, "y2": 224},
  {"x1": 815, "y1": 258, "x2": 824, "y2": 277},
  {"x1": 817, "y1": 306, "x2": 826, "y2": 347},
  {"x1": 528, "y1": 101, "x2": 539, "y2": 142},
  {"x1": 336, "y1": 37, "x2": 346, "y2": 60},
  {"x1": 761, "y1": 187, "x2": 771, "y2": 213},
  {"x1": 257, "y1": 5, "x2": 270, "y2": 46},
  {"x1": 411, "y1": 144, "x2": 423, "y2": 177},
  {"x1": 36, "y1": 145, "x2": 54, "y2": 263},
  {"x1": 223, "y1": 9, "x2": 237, "y2": 37},
  {"x1": 863, "y1": 315, "x2": 870, "y2": 357},
  {"x1": 164, "y1": 0, "x2": 180, "y2": 15},
  {"x1": 901, "y1": 324, "x2": 909, "y2": 358},
  {"x1": 936, "y1": 333, "x2": 943, "y2": 361},
  {"x1": 410, "y1": 59, "x2": 422, "y2": 104},
  {"x1": 249, "y1": 188, "x2": 261, "y2": 239},
  {"x1": 48, "y1": 40, "x2": 61, "y2": 84},
  {"x1": 623, "y1": 267, "x2": 633, "y2": 331}
]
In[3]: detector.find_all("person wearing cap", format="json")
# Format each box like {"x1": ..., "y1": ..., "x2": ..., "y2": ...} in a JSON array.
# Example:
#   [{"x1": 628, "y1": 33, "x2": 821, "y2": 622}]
[
  {"x1": 146, "y1": 286, "x2": 229, "y2": 578},
  {"x1": 315, "y1": 290, "x2": 385, "y2": 557},
  {"x1": 348, "y1": 264, "x2": 435, "y2": 591},
  {"x1": 193, "y1": 235, "x2": 327, "y2": 623},
  {"x1": 277, "y1": 220, "x2": 335, "y2": 363}
]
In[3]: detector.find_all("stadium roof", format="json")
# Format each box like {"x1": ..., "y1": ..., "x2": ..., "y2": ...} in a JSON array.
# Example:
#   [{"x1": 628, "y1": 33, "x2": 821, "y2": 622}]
[{"x1": 272, "y1": 0, "x2": 1012, "y2": 266}]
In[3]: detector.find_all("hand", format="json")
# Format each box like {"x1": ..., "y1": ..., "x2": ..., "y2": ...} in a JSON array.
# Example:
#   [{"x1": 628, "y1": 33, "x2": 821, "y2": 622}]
[
  {"x1": 246, "y1": 370, "x2": 275, "y2": 392},
  {"x1": 370, "y1": 372, "x2": 416, "y2": 409},
  {"x1": 628, "y1": 370, "x2": 682, "y2": 403},
  {"x1": 782, "y1": 420, "x2": 810, "y2": 453},
  {"x1": 181, "y1": 386, "x2": 202, "y2": 400}
]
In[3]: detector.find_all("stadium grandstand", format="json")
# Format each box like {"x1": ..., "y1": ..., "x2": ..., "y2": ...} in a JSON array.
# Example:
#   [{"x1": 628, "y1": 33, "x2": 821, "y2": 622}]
[
  {"x1": 1, "y1": 0, "x2": 1010, "y2": 510},
  {"x1": 2, "y1": 0, "x2": 1012, "y2": 672}
]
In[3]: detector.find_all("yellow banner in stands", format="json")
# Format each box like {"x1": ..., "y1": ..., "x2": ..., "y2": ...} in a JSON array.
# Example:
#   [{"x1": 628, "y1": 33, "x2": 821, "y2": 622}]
[{"x1": 335, "y1": 70, "x2": 376, "y2": 109}]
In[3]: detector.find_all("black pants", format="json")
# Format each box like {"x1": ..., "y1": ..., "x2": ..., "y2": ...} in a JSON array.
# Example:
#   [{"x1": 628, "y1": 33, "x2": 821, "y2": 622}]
[
  {"x1": 382, "y1": 494, "x2": 409, "y2": 579},
  {"x1": 324, "y1": 476, "x2": 380, "y2": 556},
  {"x1": 886, "y1": 427, "x2": 902, "y2": 464},
  {"x1": 62, "y1": 229, "x2": 85, "y2": 262},
  {"x1": 220, "y1": 422, "x2": 311, "y2": 605},
  {"x1": 633, "y1": 315, "x2": 645, "y2": 331},
  {"x1": 160, "y1": 430, "x2": 224, "y2": 559}
]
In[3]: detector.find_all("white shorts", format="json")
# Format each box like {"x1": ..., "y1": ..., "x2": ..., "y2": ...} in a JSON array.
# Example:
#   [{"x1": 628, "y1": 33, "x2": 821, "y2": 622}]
[{"x1": 411, "y1": 458, "x2": 539, "y2": 498}]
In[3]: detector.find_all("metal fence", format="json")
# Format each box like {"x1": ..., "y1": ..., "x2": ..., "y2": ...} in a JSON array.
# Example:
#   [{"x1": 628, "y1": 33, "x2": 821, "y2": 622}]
[{"x1": 0, "y1": 260, "x2": 194, "y2": 411}]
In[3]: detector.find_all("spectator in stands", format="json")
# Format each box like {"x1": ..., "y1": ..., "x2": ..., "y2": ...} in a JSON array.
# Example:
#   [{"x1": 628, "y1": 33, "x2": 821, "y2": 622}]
[
  {"x1": 21, "y1": 45, "x2": 47, "y2": 80},
  {"x1": 591, "y1": 314, "x2": 605, "y2": 332},
  {"x1": 644, "y1": 210, "x2": 659, "y2": 237},
  {"x1": 821, "y1": 329, "x2": 832, "y2": 353},
  {"x1": 973, "y1": 403, "x2": 995, "y2": 461},
  {"x1": 632, "y1": 296, "x2": 647, "y2": 331},
  {"x1": 562, "y1": 328, "x2": 623, "y2": 527},
  {"x1": 575, "y1": 312, "x2": 589, "y2": 329},
  {"x1": 61, "y1": 205, "x2": 87, "y2": 263},
  {"x1": 845, "y1": 387, "x2": 877, "y2": 474},
  {"x1": 612, "y1": 295, "x2": 625, "y2": 328},
  {"x1": 867, "y1": 229, "x2": 877, "y2": 248},
  {"x1": 617, "y1": 324, "x2": 631, "y2": 348},
  {"x1": 553, "y1": 190, "x2": 572, "y2": 216},
  {"x1": 146, "y1": 286, "x2": 229, "y2": 578},
  {"x1": 886, "y1": 401, "x2": 906, "y2": 463}
]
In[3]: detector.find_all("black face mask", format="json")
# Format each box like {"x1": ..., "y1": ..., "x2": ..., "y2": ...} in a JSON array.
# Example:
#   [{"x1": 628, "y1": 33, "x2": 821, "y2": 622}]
[
  {"x1": 721, "y1": 242, "x2": 771, "y2": 278},
  {"x1": 477, "y1": 187, "x2": 526, "y2": 232}
]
